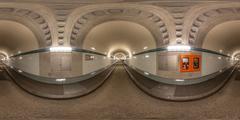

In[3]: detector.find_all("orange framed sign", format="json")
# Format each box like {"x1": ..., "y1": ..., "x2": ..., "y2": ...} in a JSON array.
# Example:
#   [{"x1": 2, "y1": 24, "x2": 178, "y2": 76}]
[{"x1": 180, "y1": 54, "x2": 201, "y2": 72}]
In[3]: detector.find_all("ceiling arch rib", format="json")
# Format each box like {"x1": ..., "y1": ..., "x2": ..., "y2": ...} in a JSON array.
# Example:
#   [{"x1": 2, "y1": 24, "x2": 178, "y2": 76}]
[
  {"x1": 0, "y1": 7, "x2": 52, "y2": 47},
  {"x1": 187, "y1": 7, "x2": 240, "y2": 47},
  {"x1": 68, "y1": 6, "x2": 171, "y2": 48}
]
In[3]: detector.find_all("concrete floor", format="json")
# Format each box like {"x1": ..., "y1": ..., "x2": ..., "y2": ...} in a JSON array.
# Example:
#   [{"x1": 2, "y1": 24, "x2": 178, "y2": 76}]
[{"x1": 1, "y1": 65, "x2": 240, "y2": 120}]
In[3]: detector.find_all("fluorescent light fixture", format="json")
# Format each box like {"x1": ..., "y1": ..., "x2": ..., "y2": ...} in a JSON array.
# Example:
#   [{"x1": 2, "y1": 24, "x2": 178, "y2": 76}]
[
  {"x1": 167, "y1": 45, "x2": 191, "y2": 52},
  {"x1": 143, "y1": 46, "x2": 148, "y2": 50},
  {"x1": 145, "y1": 55, "x2": 150, "y2": 58},
  {"x1": 218, "y1": 57, "x2": 222, "y2": 60},
  {"x1": 56, "y1": 78, "x2": 66, "y2": 82},
  {"x1": 219, "y1": 50, "x2": 223, "y2": 53},
  {"x1": 90, "y1": 56, "x2": 95, "y2": 59},
  {"x1": 50, "y1": 47, "x2": 72, "y2": 52},
  {"x1": 91, "y1": 47, "x2": 96, "y2": 51},
  {"x1": 175, "y1": 79, "x2": 185, "y2": 82},
  {"x1": 144, "y1": 72, "x2": 150, "y2": 75},
  {"x1": 18, "y1": 70, "x2": 23, "y2": 73}
]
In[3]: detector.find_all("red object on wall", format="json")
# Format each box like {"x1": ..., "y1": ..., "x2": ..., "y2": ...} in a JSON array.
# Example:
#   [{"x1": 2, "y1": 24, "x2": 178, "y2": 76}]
[{"x1": 180, "y1": 54, "x2": 201, "y2": 72}]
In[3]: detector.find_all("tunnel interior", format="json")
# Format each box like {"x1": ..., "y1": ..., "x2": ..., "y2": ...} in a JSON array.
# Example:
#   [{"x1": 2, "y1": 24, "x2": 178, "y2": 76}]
[
  {"x1": 0, "y1": 20, "x2": 39, "y2": 55},
  {"x1": 202, "y1": 21, "x2": 240, "y2": 58},
  {"x1": 83, "y1": 20, "x2": 157, "y2": 57},
  {"x1": 0, "y1": 3, "x2": 239, "y2": 101}
]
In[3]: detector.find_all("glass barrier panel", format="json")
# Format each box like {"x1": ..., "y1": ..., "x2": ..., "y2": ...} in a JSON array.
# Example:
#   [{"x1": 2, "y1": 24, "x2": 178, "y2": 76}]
[
  {"x1": 4, "y1": 51, "x2": 113, "y2": 79},
  {"x1": 126, "y1": 50, "x2": 237, "y2": 84}
]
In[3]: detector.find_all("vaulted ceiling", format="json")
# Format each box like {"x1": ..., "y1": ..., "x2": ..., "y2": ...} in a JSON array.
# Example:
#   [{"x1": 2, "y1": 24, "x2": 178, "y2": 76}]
[
  {"x1": 0, "y1": 20, "x2": 39, "y2": 55},
  {"x1": 83, "y1": 21, "x2": 156, "y2": 56},
  {"x1": 202, "y1": 21, "x2": 240, "y2": 55}
]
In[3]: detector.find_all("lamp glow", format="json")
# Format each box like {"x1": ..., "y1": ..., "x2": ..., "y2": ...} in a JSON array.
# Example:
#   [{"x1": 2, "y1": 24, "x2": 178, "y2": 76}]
[
  {"x1": 176, "y1": 79, "x2": 185, "y2": 82},
  {"x1": 56, "y1": 78, "x2": 66, "y2": 82},
  {"x1": 144, "y1": 72, "x2": 150, "y2": 75},
  {"x1": 91, "y1": 47, "x2": 96, "y2": 51},
  {"x1": 143, "y1": 46, "x2": 148, "y2": 50},
  {"x1": 50, "y1": 47, "x2": 72, "y2": 52},
  {"x1": 167, "y1": 45, "x2": 191, "y2": 52}
]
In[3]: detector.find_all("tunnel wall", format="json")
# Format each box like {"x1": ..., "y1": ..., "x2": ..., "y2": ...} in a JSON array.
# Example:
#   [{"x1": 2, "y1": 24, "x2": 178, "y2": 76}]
[
  {"x1": 127, "y1": 51, "x2": 236, "y2": 79},
  {"x1": 8, "y1": 54, "x2": 40, "y2": 75},
  {"x1": 82, "y1": 53, "x2": 112, "y2": 74},
  {"x1": 128, "y1": 52, "x2": 157, "y2": 75}
]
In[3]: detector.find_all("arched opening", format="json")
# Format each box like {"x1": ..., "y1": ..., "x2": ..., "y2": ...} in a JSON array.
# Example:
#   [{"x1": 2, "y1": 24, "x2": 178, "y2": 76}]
[
  {"x1": 82, "y1": 20, "x2": 157, "y2": 74},
  {"x1": 114, "y1": 53, "x2": 127, "y2": 60},
  {"x1": 0, "y1": 20, "x2": 39, "y2": 55},
  {"x1": 200, "y1": 21, "x2": 240, "y2": 76},
  {"x1": 202, "y1": 21, "x2": 240, "y2": 56},
  {"x1": 83, "y1": 21, "x2": 156, "y2": 54},
  {"x1": 112, "y1": 50, "x2": 128, "y2": 61},
  {"x1": 0, "y1": 20, "x2": 42, "y2": 75}
]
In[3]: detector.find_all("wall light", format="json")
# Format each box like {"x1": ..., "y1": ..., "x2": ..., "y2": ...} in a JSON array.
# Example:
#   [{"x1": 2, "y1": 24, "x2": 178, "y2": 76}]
[
  {"x1": 145, "y1": 55, "x2": 150, "y2": 58},
  {"x1": 219, "y1": 50, "x2": 223, "y2": 53},
  {"x1": 91, "y1": 47, "x2": 96, "y2": 51},
  {"x1": 50, "y1": 47, "x2": 72, "y2": 52},
  {"x1": 175, "y1": 79, "x2": 185, "y2": 82},
  {"x1": 167, "y1": 45, "x2": 191, "y2": 52},
  {"x1": 143, "y1": 46, "x2": 148, "y2": 50},
  {"x1": 56, "y1": 78, "x2": 66, "y2": 82},
  {"x1": 144, "y1": 72, "x2": 150, "y2": 75}
]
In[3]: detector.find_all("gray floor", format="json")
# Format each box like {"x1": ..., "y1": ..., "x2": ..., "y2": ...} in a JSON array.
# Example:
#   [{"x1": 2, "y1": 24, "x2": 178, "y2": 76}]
[{"x1": 1, "y1": 65, "x2": 240, "y2": 120}]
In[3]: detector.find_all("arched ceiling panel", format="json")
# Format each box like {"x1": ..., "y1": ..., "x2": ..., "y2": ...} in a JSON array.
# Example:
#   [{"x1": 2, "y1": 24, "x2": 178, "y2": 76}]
[
  {"x1": 83, "y1": 21, "x2": 156, "y2": 56},
  {"x1": 0, "y1": 20, "x2": 39, "y2": 55},
  {"x1": 202, "y1": 21, "x2": 240, "y2": 54}
]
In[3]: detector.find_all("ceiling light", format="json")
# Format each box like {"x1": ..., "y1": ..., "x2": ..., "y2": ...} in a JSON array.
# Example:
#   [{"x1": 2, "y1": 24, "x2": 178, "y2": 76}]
[
  {"x1": 50, "y1": 47, "x2": 72, "y2": 52},
  {"x1": 143, "y1": 46, "x2": 148, "y2": 50},
  {"x1": 145, "y1": 55, "x2": 150, "y2": 58},
  {"x1": 167, "y1": 45, "x2": 191, "y2": 52}
]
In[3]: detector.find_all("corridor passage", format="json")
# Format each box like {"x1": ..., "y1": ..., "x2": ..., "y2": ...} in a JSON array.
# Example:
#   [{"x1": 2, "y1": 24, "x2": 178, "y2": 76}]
[{"x1": 1, "y1": 64, "x2": 240, "y2": 120}]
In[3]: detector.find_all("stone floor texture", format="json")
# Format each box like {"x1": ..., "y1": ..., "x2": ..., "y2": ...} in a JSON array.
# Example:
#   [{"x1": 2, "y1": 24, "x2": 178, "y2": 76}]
[{"x1": 0, "y1": 65, "x2": 240, "y2": 120}]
